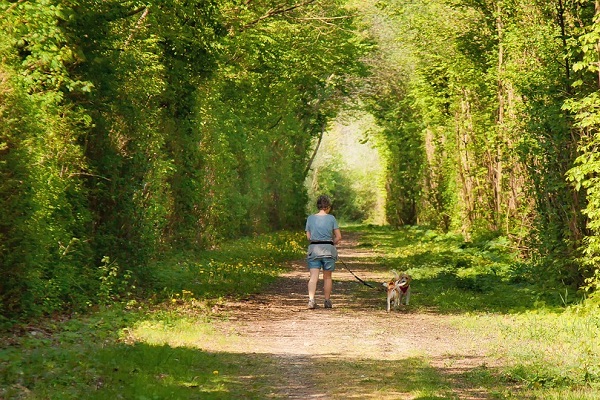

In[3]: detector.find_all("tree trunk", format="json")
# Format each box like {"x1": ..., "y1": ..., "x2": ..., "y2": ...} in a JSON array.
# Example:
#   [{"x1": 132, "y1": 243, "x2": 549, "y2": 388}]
[
  {"x1": 493, "y1": 0, "x2": 504, "y2": 232},
  {"x1": 457, "y1": 90, "x2": 475, "y2": 241},
  {"x1": 304, "y1": 123, "x2": 326, "y2": 178}
]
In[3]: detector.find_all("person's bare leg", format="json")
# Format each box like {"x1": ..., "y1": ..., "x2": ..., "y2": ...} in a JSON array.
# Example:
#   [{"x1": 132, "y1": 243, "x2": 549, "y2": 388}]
[
  {"x1": 323, "y1": 270, "x2": 332, "y2": 300},
  {"x1": 308, "y1": 268, "x2": 320, "y2": 300}
]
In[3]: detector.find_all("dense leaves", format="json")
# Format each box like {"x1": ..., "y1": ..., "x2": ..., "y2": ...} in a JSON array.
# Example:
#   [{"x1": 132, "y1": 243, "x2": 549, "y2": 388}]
[
  {"x1": 356, "y1": 0, "x2": 600, "y2": 293},
  {"x1": 4, "y1": 0, "x2": 600, "y2": 320},
  {"x1": 0, "y1": 0, "x2": 369, "y2": 319}
]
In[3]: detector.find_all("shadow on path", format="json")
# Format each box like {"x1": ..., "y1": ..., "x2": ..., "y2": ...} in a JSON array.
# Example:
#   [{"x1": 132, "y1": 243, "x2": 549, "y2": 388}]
[{"x1": 210, "y1": 232, "x2": 503, "y2": 399}]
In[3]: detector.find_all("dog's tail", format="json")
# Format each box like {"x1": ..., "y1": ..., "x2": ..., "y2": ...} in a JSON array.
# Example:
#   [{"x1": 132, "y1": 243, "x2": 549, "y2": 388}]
[{"x1": 391, "y1": 269, "x2": 399, "y2": 280}]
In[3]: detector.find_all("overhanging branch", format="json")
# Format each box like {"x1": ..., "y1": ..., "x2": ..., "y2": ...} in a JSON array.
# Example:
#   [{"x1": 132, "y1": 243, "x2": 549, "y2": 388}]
[
  {"x1": 124, "y1": 6, "x2": 149, "y2": 48},
  {"x1": 3, "y1": 0, "x2": 28, "y2": 18},
  {"x1": 304, "y1": 123, "x2": 326, "y2": 177},
  {"x1": 243, "y1": 0, "x2": 318, "y2": 30}
]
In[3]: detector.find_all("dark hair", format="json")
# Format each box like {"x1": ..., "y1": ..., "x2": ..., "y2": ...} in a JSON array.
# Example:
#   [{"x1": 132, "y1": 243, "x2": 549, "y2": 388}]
[{"x1": 316, "y1": 195, "x2": 332, "y2": 210}]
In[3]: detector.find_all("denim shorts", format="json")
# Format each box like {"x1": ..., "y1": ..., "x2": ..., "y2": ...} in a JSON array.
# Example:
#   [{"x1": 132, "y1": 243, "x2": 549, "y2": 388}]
[{"x1": 307, "y1": 257, "x2": 335, "y2": 271}]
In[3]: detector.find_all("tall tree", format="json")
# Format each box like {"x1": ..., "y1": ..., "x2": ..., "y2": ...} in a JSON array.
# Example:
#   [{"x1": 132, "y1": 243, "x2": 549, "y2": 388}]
[{"x1": 0, "y1": 0, "x2": 370, "y2": 318}]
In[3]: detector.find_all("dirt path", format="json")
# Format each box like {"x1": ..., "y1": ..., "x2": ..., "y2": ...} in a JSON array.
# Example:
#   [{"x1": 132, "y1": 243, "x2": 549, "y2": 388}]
[{"x1": 208, "y1": 233, "x2": 496, "y2": 399}]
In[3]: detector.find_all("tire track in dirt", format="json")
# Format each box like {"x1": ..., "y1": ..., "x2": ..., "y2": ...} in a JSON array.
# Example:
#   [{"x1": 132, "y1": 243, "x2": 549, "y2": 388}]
[{"x1": 209, "y1": 233, "x2": 497, "y2": 399}]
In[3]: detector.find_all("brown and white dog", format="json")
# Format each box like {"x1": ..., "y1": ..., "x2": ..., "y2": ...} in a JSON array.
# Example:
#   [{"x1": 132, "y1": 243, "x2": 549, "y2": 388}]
[{"x1": 383, "y1": 270, "x2": 412, "y2": 312}]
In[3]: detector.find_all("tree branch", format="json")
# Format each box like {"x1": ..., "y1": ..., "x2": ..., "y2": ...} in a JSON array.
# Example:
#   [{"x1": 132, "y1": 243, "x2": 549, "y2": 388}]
[
  {"x1": 3, "y1": 0, "x2": 28, "y2": 17},
  {"x1": 268, "y1": 116, "x2": 283, "y2": 130},
  {"x1": 243, "y1": 0, "x2": 318, "y2": 30},
  {"x1": 292, "y1": 15, "x2": 355, "y2": 21},
  {"x1": 124, "y1": 6, "x2": 149, "y2": 48},
  {"x1": 304, "y1": 123, "x2": 326, "y2": 177},
  {"x1": 126, "y1": 6, "x2": 148, "y2": 17},
  {"x1": 68, "y1": 172, "x2": 111, "y2": 181}
]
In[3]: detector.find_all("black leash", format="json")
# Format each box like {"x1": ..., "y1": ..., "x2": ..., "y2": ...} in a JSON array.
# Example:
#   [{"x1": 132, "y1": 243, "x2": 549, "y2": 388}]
[
  {"x1": 337, "y1": 257, "x2": 377, "y2": 289},
  {"x1": 309, "y1": 241, "x2": 378, "y2": 290}
]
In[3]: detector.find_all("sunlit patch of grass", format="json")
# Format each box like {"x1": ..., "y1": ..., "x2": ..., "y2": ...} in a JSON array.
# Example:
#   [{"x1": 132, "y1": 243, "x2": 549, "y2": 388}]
[
  {"x1": 125, "y1": 317, "x2": 225, "y2": 348},
  {"x1": 0, "y1": 305, "x2": 282, "y2": 400},
  {"x1": 527, "y1": 388, "x2": 600, "y2": 400},
  {"x1": 438, "y1": 307, "x2": 600, "y2": 398},
  {"x1": 148, "y1": 230, "x2": 306, "y2": 301},
  {"x1": 122, "y1": 306, "x2": 243, "y2": 355},
  {"x1": 479, "y1": 310, "x2": 600, "y2": 388},
  {"x1": 352, "y1": 225, "x2": 567, "y2": 313}
]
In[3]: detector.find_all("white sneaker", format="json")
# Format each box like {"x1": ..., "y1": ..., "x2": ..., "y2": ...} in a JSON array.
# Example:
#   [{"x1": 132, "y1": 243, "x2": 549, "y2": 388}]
[{"x1": 307, "y1": 299, "x2": 317, "y2": 309}]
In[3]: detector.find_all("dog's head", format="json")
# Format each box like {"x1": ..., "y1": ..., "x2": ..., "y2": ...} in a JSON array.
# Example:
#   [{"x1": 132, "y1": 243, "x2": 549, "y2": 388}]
[
  {"x1": 383, "y1": 279, "x2": 398, "y2": 296},
  {"x1": 384, "y1": 270, "x2": 411, "y2": 288},
  {"x1": 397, "y1": 273, "x2": 412, "y2": 288}
]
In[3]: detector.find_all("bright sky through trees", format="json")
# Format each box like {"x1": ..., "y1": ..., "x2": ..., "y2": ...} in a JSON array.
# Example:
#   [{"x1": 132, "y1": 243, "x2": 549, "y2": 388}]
[{"x1": 306, "y1": 111, "x2": 387, "y2": 224}]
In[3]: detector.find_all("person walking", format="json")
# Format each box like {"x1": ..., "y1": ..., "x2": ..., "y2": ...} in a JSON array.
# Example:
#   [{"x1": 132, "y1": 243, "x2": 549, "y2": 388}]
[{"x1": 305, "y1": 195, "x2": 342, "y2": 309}]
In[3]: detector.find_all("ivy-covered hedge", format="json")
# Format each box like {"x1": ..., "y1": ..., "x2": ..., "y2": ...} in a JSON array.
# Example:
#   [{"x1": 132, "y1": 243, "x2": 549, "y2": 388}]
[
  {"x1": 358, "y1": 0, "x2": 600, "y2": 293},
  {"x1": 0, "y1": 0, "x2": 369, "y2": 320}
]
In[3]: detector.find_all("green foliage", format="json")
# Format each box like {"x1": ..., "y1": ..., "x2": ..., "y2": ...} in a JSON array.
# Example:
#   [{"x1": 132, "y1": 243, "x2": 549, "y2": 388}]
[
  {"x1": 305, "y1": 110, "x2": 387, "y2": 224},
  {"x1": 306, "y1": 134, "x2": 382, "y2": 223},
  {"x1": 352, "y1": 224, "x2": 566, "y2": 313},
  {"x1": 97, "y1": 257, "x2": 133, "y2": 305},
  {"x1": 148, "y1": 230, "x2": 305, "y2": 299},
  {"x1": 357, "y1": 0, "x2": 592, "y2": 289},
  {"x1": 0, "y1": 0, "x2": 369, "y2": 319},
  {"x1": 564, "y1": 4, "x2": 600, "y2": 293},
  {"x1": 313, "y1": 168, "x2": 375, "y2": 222},
  {"x1": 0, "y1": 4, "x2": 95, "y2": 318},
  {"x1": 6, "y1": 0, "x2": 600, "y2": 324}
]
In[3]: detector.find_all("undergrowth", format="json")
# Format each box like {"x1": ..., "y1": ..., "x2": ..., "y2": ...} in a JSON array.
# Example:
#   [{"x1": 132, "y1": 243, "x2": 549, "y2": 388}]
[
  {"x1": 351, "y1": 224, "x2": 578, "y2": 313},
  {"x1": 0, "y1": 230, "x2": 305, "y2": 399},
  {"x1": 147, "y1": 230, "x2": 306, "y2": 300},
  {"x1": 353, "y1": 224, "x2": 600, "y2": 398},
  {"x1": 2, "y1": 226, "x2": 600, "y2": 399}
]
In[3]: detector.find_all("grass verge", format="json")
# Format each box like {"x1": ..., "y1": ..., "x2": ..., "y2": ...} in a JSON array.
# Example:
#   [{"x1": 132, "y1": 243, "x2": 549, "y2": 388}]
[
  {"x1": 0, "y1": 230, "x2": 305, "y2": 399},
  {"x1": 2, "y1": 226, "x2": 600, "y2": 399},
  {"x1": 352, "y1": 224, "x2": 600, "y2": 399}
]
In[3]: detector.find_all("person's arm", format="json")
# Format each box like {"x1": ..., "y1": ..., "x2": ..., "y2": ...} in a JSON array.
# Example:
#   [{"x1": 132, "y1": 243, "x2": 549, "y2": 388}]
[
  {"x1": 306, "y1": 231, "x2": 312, "y2": 241},
  {"x1": 333, "y1": 228, "x2": 341, "y2": 245}
]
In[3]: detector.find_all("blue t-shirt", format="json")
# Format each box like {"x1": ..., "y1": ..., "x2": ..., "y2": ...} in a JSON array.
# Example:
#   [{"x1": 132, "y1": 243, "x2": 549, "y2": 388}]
[
  {"x1": 305, "y1": 214, "x2": 339, "y2": 241},
  {"x1": 305, "y1": 214, "x2": 339, "y2": 260}
]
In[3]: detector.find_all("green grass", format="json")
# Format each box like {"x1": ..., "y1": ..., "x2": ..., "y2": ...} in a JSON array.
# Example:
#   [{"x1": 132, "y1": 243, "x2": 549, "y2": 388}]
[
  {"x1": 480, "y1": 310, "x2": 600, "y2": 388},
  {"x1": 0, "y1": 230, "x2": 306, "y2": 399},
  {"x1": 310, "y1": 356, "x2": 457, "y2": 399},
  {"x1": 0, "y1": 320, "x2": 282, "y2": 399},
  {"x1": 351, "y1": 224, "x2": 600, "y2": 398},
  {"x1": 349, "y1": 224, "x2": 573, "y2": 313},
  {"x1": 143, "y1": 230, "x2": 306, "y2": 300},
  {"x1": 2, "y1": 226, "x2": 600, "y2": 399}
]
